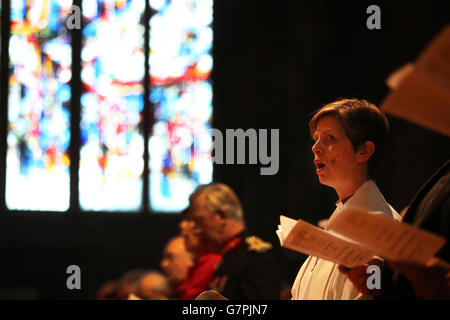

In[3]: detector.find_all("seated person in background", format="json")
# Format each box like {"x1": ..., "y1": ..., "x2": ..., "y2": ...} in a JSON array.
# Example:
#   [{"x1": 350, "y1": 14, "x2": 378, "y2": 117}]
[
  {"x1": 95, "y1": 280, "x2": 119, "y2": 300},
  {"x1": 179, "y1": 209, "x2": 222, "y2": 300},
  {"x1": 291, "y1": 98, "x2": 402, "y2": 300},
  {"x1": 114, "y1": 269, "x2": 147, "y2": 300},
  {"x1": 160, "y1": 235, "x2": 194, "y2": 299},
  {"x1": 184, "y1": 183, "x2": 281, "y2": 299},
  {"x1": 132, "y1": 270, "x2": 172, "y2": 300}
]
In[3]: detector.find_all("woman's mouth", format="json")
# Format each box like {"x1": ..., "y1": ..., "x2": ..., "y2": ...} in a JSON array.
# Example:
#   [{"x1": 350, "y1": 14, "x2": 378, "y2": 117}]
[{"x1": 315, "y1": 161, "x2": 326, "y2": 173}]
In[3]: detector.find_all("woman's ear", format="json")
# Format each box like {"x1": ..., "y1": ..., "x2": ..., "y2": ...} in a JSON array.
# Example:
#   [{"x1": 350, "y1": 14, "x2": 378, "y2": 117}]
[{"x1": 356, "y1": 141, "x2": 375, "y2": 163}]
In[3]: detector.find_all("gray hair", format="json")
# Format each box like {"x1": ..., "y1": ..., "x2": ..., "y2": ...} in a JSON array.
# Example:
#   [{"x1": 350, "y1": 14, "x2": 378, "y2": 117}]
[{"x1": 189, "y1": 183, "x2": 244, "y2": 222}]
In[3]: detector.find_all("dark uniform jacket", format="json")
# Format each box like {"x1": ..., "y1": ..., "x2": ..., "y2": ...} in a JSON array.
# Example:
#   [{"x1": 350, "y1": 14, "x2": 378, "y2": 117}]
[{"x1": 210, "y1": 231, "x2": 281, "y2": 300}]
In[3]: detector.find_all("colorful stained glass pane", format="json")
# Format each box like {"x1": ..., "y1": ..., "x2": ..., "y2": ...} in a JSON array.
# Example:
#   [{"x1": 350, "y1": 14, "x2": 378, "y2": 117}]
[
  {"x1": 148, "y1": 0, "x2": 213, "y2": 212},
  {"x1": 79, "y1": 0, "x2": 145, "y2": 211},
  {"x1": 6, "y1": 0, "x2": 72, "y2": 211}
]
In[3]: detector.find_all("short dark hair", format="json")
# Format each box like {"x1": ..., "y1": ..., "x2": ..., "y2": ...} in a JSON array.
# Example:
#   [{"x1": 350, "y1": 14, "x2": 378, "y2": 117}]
[{"x1": 309, "y1": 98, "x2": 389, "y2": 176}]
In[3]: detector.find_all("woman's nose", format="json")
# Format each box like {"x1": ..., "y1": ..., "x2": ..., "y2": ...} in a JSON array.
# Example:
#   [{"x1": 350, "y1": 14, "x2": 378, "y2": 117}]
[{"x1": 311, "y1": 140, "x2": 322, "y2": 156}]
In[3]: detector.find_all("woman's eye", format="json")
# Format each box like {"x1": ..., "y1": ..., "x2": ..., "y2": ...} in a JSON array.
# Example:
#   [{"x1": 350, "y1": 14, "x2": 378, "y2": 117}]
[{"x1": 327, "y1": 135, "x2": 335, "y2": 141}]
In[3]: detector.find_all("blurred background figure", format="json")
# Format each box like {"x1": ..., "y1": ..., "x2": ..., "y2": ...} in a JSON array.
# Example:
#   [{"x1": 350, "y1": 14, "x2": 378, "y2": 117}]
[
  {"x1": 160, "y1": 236, "x2": 194, "y2": 299},
  {"x1": 95, "y1": 269, "x2": 145, "y2": 300},
  {"x1": 134, "y1": 270, "x2": 172, "y2": 300},
  {"x1": 184, "y1": 183, "x2": 281, "y2": 299},
  {"x1": 115, "y1": 269, "x2": 146, "y2": 300},
  {"x1": 95, "y1": 280, "x2": 119, "y2": 300},
  {"x1": 179, "y1": 209, "x2": 222, "y2": 299}
]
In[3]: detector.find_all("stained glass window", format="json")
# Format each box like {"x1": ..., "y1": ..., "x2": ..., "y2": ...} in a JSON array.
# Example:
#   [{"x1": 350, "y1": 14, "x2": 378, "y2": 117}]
[
  {"x1": 4, "y1": 0, "x2": 213, "y2": 213},
  {"x1": 79, "y1": 0, "x2": 146, "y2": 211},
  {"x1": 148, "y1": 0, "x2": 213, "y2": 212},
  {"x1": 6, "y1": 0, "x2": 72, "y2": 211}
]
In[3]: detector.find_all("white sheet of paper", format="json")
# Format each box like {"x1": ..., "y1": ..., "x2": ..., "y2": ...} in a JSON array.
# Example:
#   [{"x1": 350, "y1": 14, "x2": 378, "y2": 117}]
[
  {"x1": 328, "y1": 207, "x2": 446, "y2": 264},
  {"x1": 278, "y1": 215, "x2": 375, "y2": 267},
  {"x1": 276, "y1": 215, "x2": 298, "y2": 246}
]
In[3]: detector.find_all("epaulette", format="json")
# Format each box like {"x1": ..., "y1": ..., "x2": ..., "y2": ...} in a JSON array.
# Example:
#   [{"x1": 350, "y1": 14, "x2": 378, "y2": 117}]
[{"x1": 245, "y1": 236, "x2": 272, "y2": 253}]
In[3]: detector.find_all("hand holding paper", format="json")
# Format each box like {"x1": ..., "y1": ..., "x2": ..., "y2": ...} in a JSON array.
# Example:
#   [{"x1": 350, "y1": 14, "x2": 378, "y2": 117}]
[{"x1": 277, "y1": 207, "x2": 446, "y2": 268}]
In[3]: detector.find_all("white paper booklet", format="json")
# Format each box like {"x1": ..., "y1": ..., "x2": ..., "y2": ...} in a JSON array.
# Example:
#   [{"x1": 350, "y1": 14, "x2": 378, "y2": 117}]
[{"x1": 276, "y1": 207, "x2": 446, "y2": 268}]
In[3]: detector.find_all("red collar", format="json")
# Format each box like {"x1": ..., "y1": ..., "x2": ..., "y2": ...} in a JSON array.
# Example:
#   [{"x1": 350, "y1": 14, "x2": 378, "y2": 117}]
[{"x1": 220, "y1": 236, "x2": 243, "y2": 255}]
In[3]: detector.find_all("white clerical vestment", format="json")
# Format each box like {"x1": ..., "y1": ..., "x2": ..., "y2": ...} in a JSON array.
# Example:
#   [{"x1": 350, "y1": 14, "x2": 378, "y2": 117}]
[{"x1": 291, "y1": 180, "x2": 402, "y2": 300}]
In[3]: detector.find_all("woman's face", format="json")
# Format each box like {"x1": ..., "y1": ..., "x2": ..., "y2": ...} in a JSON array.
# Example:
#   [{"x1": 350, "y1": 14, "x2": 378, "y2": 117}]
[{"x1": 311, "y1": 116, "x2": 360, "y2": 190}]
